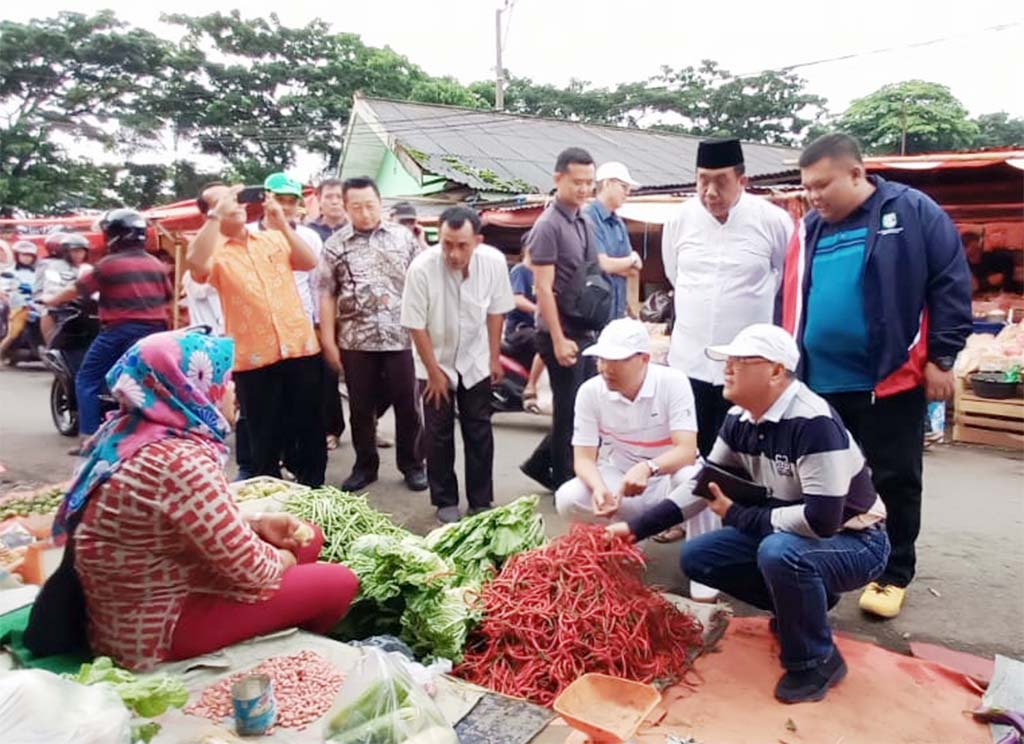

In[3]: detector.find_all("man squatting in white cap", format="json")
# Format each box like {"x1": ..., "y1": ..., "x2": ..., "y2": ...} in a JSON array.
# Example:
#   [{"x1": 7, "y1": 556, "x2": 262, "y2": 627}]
[
  {"x1": 554, "y1": 317, "x2": 720, "y2": 600},
  {"x1": 606, "y1": 323, "x2": 890, "y2": 705}
]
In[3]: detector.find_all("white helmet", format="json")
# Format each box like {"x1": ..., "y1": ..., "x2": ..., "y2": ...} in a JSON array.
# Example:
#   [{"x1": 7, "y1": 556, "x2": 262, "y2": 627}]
[{"x1": 12, "y1": 240, "x2": 38, "y2": 257}]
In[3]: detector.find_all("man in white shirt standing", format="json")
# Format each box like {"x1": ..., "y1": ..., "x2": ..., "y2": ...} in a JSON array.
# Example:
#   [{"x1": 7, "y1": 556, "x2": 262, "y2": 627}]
[
  {"x1": 401, "y1": 207, "x2": 515, "y2": 524},
  {"x1": 662, "y1": 139, "x2": 794, "y2": 458}
]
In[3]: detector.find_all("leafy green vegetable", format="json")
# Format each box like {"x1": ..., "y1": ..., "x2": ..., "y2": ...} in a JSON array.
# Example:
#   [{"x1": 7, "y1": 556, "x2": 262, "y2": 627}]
[
  {"x1": 131, "y1": 721, "x2": 162, "y2": 743},
  {"x1": 1004, "y1": 364, "x2": 1022, "y2": 384},
  {"x1": 67, "y1": 656, "x2": 188, "y2": 718},
  {"x1": 401, "y1": 585, "x2": 482, "y2": 663},
  {"x1": 425, "y1": 495, "x2": 545, "y2": 584},
  {"x1": 285, "y1": 488, "x2": 411, "y2": 563},
  {"x1": 346, "y1": 535, "x2": 453, "y2": 603}
]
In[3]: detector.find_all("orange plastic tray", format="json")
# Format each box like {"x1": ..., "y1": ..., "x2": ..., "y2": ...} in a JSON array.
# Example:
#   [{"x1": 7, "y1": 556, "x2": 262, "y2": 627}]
[{"x1": 553, "y1": 673, "x2": 661, "y2": 743}]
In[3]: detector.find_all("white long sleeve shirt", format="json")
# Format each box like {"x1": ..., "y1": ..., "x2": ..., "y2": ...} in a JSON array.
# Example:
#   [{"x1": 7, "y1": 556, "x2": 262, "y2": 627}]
[
  {"x1": 662, "y1": 193, "x2": 794, "y2": 385},
  {"x1": 401, "y1": 244, "x2": 515, "y2": 389}
]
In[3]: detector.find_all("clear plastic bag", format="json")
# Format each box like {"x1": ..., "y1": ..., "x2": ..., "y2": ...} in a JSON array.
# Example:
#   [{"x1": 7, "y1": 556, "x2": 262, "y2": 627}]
[
  {"x1": 324, "y1": 648, "x2": 457, "y2": 744},
  {"x1": 0, "y1": 668, "x2": 132, "y2": 744}
]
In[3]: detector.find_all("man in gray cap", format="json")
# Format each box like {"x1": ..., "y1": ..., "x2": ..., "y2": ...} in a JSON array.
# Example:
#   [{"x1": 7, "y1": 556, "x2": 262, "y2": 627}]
[{"x1": 662, "y1": 139, "x2": 794, "y2": 460}]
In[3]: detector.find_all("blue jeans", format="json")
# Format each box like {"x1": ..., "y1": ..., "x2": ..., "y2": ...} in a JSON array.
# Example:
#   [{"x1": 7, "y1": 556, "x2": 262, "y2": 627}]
[
  {"x1": 76, "y1": 321, "x2": 166, "y2": 434},
  {"x1": 682, "y1": 526, "x2": 890, "y2": 671}
]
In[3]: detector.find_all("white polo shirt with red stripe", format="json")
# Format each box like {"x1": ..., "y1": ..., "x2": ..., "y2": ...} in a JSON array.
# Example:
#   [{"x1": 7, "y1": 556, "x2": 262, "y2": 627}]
[{"x1": 572, "y1": 363, "x2": 698, "y2": 473}]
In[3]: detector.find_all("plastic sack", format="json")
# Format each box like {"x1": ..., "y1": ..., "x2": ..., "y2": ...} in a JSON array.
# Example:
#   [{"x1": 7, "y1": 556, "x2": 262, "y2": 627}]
[
  {"x1": 0, "y1": 668, "x2": 132, "y2": 743},
  {"x1": 324, "y1": 647, "x2": 457, "y2": 744}
]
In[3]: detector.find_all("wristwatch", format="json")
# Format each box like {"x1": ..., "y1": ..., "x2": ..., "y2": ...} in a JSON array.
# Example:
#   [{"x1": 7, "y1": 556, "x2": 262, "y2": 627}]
[
  {"x1": 645, "y1": 460, "x2": 661, "y2": 477},
  {"x1": 931, "y1": 355, "x2": 955, "y2": 372}
]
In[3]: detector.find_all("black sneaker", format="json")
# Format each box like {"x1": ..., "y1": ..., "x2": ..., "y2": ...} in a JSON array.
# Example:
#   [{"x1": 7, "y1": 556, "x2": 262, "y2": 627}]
[
  {"x1": 774, "y1": 648, "x2": 848, "y2": 704},
  {"x1": 404, "y1": 469, "x2": 428, "y2": 492},
  {"x1": 436, "y1": 506, "x2": 461, "y2": 524},
  {"x1": 341, "y1": 470, "x2": 377, "y2": 492}
]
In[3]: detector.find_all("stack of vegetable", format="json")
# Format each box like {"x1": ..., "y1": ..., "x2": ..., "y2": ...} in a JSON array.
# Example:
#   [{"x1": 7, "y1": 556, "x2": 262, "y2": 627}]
[
  {"x1": 425, "y1": 494, "x2": 544, "y2": 585},
  {"x1": 292, "y1": 490, "x2": 545, "y2": 662},
  {"x1": 284, "y1": 487, "x2": 410, "y2": 563},
  {"x1": 0, "y1": 486, "x2": 64, "y2": 520},
  {"x1": 455, "y1": 524, "x2": 705, "y2": 706},
  {"x1": 66, "y1": 656, "x2": 189, "y2": 743}
]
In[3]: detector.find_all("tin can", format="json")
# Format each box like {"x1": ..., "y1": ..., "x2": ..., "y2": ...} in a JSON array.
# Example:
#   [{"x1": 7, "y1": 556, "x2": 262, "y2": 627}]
[{"x1": 231, "y1": 673, "x2": 277, "y2": 736}]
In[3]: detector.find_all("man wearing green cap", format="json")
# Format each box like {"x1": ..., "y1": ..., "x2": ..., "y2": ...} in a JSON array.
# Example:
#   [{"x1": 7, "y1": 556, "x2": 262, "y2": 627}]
[{"x1": 258, "y1": 173, "x2": 324, "y2": 324}]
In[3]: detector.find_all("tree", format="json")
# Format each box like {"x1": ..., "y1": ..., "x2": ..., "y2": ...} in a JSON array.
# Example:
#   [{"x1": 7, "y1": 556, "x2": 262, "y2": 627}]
[
  {"x1": 0, "y1": 11, "x2": 175, "y2": 214},
  {"x1": 160, "y1": 12, "x2": 443, "y2": 174},
  {"x1": 470, "y1": 62, "x2": 826, "y2": 145},
  {"x1": 837, "y1": 80, "x2": 979, "y2": 155},
  {"x1": 972, "y1": 112, "x2": 1024, "y2": 148}
]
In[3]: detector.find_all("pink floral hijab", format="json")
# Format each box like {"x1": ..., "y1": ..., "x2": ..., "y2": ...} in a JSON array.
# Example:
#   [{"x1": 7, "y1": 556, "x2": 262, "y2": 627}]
[{"x1": 55, "y1": 329, "x2": 235, "y2": 534}]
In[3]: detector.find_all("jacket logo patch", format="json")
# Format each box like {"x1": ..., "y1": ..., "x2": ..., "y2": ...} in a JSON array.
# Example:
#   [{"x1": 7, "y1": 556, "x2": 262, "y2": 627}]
[
  {"x1": 773, "y1": 454, "x2": 794, "y2": 477},
  {"x1": 881, "y1": 212, "x2": 898, "y2": 229}
]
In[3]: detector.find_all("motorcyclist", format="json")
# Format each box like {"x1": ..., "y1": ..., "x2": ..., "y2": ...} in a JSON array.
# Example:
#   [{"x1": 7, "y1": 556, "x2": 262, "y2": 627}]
[
  {"x1": 35, "y1": 232, "x2": 94, "y2": 342},
  {"x1": 0, "y1": 241, "x2": 41, "y2": 360},
  {"x1": 44, "y1": 209, "x2": 172, "y2": 451}
]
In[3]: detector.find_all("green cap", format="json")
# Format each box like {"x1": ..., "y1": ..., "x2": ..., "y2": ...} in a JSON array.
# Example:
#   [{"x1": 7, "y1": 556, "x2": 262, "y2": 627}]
[{"x1": 263, "y1": 172, "x2": 304, "y2": 198}]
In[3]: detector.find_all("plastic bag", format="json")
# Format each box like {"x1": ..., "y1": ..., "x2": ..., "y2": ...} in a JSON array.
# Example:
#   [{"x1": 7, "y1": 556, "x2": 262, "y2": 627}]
[
  {"x1": 0, "y1": 668, "x2": 132, "y2": 743},
  {"x1": 324, "y1": 648, "x2": 458, "y2": 744}
]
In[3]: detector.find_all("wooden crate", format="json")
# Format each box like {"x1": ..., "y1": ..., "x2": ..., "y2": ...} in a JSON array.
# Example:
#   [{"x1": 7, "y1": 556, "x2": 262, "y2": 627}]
[{"x1": 953, "y1": 378, "x2": 1024, "y2": 450}]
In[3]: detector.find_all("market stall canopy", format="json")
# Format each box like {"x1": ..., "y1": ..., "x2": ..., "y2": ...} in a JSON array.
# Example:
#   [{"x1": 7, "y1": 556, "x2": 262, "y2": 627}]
[{"x1": 339, "y1": 94, "x2": 801, "y2": 199}]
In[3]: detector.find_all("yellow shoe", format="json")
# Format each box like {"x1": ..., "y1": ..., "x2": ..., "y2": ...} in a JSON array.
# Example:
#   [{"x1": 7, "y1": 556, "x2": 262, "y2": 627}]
[{"x1": 859, "y1": 582, "x2": 906, "y2": 618}]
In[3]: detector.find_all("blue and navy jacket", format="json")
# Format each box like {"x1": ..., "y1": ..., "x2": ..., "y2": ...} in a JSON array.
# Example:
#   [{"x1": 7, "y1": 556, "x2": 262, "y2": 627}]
[{"x1": 781, "y1": 176, "x2": 972, "y2": 397}]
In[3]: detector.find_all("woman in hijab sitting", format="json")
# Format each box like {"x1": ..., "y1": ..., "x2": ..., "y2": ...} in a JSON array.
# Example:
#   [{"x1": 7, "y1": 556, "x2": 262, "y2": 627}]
[{"x1": 39, "y1": 329, "x2": 358, "y2": 670}]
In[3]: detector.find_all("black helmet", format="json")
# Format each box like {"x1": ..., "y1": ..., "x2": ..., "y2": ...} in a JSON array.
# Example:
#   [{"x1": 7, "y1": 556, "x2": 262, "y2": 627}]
[
  {"x1": 100, "y1": 209, "x2": 148, "y2": 251},
  {"x1": 52, "y1": 232, "x2": 90, "y2": 260}
]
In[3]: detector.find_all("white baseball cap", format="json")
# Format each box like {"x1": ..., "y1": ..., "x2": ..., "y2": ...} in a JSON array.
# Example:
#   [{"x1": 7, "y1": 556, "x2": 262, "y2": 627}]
[
  {"x1": 705, "y1": 323, "x2": 800, "y2": 372},
  {"x1": 583, "y1": 318, "x2": 650, "y2": 360},
  {"x1": 595, "y1": 161, "x2": 640, "y2": 187}
]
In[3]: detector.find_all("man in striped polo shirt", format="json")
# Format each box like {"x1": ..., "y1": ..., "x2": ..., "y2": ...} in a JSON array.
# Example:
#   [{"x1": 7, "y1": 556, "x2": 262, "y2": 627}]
[
  {"x1": 45, "y1": 209, "x2": 172, "y2": 447},
  {"x1": 609, "y1": 324, "x2": 890, "y2": 704}
]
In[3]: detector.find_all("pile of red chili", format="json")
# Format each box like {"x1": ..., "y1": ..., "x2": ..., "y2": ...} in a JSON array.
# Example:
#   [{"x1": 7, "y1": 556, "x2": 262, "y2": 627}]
[{"x1": 454, "y1": 524, "x2": 704, "y2": 706}]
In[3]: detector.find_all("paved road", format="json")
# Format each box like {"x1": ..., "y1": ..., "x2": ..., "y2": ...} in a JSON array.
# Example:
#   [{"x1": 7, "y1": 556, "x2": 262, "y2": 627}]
[{"x1": 2, "y1": 363, "x2": 1022, "y2": 659}]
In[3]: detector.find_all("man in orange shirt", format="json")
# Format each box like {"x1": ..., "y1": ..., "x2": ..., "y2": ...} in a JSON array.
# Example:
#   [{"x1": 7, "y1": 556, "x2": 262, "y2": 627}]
[{"x1": 187, "y1": 184, "x2": 326, "y2": 486}]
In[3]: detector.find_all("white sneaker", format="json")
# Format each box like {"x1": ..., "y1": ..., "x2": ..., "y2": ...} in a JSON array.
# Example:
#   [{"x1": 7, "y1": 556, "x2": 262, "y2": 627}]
[{"x1": 689, "y1": 580, "x2": 720, "y2": 603}]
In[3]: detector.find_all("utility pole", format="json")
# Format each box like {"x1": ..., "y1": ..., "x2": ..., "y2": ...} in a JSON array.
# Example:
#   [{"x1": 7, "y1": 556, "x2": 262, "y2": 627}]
[
  {"x1": 900, "y1": 96, "x2": 908, "y2": 156},
  {"x1": 494, "y1": 6, "x2": 505, "y2": 111}
]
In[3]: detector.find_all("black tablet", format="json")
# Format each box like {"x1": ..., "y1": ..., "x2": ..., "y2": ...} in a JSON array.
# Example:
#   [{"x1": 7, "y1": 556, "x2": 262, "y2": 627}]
[{"x1": 692, "y1": 462, "x2": 769, "y2": 506}]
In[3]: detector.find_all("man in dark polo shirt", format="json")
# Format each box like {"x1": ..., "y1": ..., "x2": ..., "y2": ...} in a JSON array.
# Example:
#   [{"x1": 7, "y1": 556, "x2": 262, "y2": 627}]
[
  {"x1": 520, "y1": 147, "x2": 599, "y2": 491},
  {"x1": 45, "y1": 209, "x2": 172, "y2": 447}
]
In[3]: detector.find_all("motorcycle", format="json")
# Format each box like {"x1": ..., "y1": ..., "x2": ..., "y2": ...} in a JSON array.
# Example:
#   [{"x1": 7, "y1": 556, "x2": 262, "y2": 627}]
[
  {"x1": 491, "y1": 328, "x2": 536, "y2": 413},
  {"x1": 43, "y1": 297, "x2": 114, "y2": 436},
  {"x1": 0, "y1": 276, "x2": 44, "y2": 366}
]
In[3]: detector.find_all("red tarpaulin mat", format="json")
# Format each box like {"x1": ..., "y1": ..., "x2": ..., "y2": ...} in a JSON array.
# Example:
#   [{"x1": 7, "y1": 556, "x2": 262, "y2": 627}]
[{"x1": 582, "y1": 617, "x2": 990, "y2": 744}]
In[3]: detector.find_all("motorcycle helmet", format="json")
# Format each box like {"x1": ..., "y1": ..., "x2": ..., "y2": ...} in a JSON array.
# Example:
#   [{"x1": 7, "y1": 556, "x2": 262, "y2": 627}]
[
  {"x1": 12, "y1": 240, "x2": 38, "y2": 257},
  {"x1": 59, "y1": 233, "x2": 91, "y2": 258},
  {"x1": 100, "y1": 209, "x2": 148, "y2": 251}
]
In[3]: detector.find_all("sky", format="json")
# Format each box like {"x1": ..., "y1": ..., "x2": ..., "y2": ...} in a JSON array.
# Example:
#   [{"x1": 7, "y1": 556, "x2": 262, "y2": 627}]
[{"x1": 5, "y1": 1, "x2": 1023, "y2": 178}]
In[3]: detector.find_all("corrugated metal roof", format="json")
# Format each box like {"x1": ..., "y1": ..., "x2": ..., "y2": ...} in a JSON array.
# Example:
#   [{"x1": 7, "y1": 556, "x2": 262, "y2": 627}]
[{"x1": 350, "y1": 97, "x2": 800, "y2": 193}]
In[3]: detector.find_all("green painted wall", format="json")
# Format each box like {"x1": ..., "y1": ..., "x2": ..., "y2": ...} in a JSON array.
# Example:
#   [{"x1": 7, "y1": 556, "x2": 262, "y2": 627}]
[{"x1": 374, "y1": 149, "x2": 447, "y2": 197}]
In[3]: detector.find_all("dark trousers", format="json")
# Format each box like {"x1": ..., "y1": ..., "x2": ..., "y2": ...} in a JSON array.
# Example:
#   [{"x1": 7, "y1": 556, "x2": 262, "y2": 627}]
[
  {"x1": 690, "y1": 378, "x2": 733, "y2": 458},
  {"x1": 342, "y1": 349, "x2": 423, "y2": 477},
  {"x1": 235, "y1": 417, "x2": 253, "y2": 479},
  {"x1": 823, "y1": 386, "x2": 926, "y2": 587},
  {"x1": 76, "y1": 320, "x2": 166, "y2": 434},
  {"x1": 233, "y1": 355, "x2": 326, "y2": 487},
  {"x1": 683, "y1": 526, "x2": 890, "y2": 670},
  {"x1": 420, "y1": 377, "x2": 494, "y2": 509},
  {"x1": 322, "y1": 361, "x2": 345, "y2": 437},
  {"x1": 522, "y1": 331, "x2": 597, "y2": 488}
]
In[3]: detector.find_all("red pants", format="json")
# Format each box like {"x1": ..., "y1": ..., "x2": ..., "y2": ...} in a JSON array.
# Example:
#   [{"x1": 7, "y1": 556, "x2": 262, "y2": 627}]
[{"x1": 168, "y1": 525, "x2": 358, "y2": 660}]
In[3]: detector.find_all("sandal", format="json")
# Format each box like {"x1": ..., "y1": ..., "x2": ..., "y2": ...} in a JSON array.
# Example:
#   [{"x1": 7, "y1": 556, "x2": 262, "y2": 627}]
[
  {"x1": 652, "y1": 524, "x2": 687, "y2": 543},
  {"x1": 522, "y1": 391, "x2": 541, "y2": 414}
]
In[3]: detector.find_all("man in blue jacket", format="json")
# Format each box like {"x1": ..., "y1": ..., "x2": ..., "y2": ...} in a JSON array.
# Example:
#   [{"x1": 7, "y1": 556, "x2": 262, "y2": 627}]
[{"x1": 780, "y1": 133, "x2": 972, "y2": 619}]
